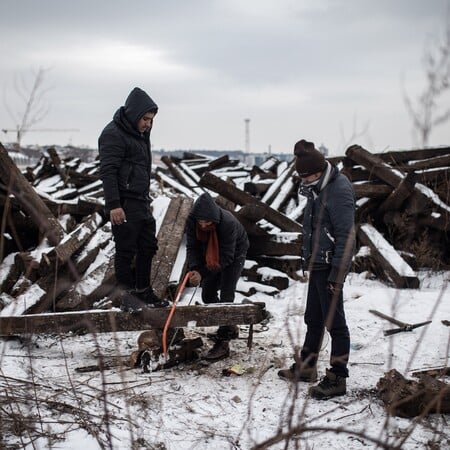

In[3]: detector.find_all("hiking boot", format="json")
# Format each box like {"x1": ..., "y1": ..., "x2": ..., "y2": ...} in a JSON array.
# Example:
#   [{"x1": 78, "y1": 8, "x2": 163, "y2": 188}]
[
  {"x1": 208, "y1": 325, "x2": 239, "y2": 341},
  {"x1": 204, "y1": 340, "x2": 230, "y2": 362},
  {"x1": 278, "y1": 362, "x2": 318, "y2": 382},
  {"x1": 309, "y1": 369, "x2": 346, "y2": 400},
  {"x1": 136, "y1": 287, "x2": 169, "y2": 308},
  {"x1": 121, "y1": 288, "x2": 169, "y2": 312},
  {"x1": 121, "y1": 291, "x2": 146, "y2": 312}
]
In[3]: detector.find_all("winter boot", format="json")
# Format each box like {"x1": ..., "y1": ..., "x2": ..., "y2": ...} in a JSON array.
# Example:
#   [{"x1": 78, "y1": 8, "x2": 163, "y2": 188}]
[
  {"x1": 208, "y1": 325, "x2": 239, "y2": 341},
  {"x1": 121, "y1": 291, "x2": 146, "y2": 312},
  {"x1": 278, "y1": 362, "x2": 318, "y2": 382},
  {"x1": 204, "y1": 340, "x2": 230, "y2": 362},
  {"x1": 309, "y1": 369, "x2": 346, "y2": 400},
  {"x1": 137, "y1": 287, "x2": 169, "y2": 308}
]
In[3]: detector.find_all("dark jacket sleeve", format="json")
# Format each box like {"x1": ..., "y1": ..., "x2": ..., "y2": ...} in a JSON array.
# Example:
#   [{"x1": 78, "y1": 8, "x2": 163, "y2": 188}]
[
  {"x1": 217, "y1": 211, "x2": 240, "y2": 268},
  {"x1": 99, "y1": 128, "x2": 126, "y2": 211},
  {"x1": 185, "y1": 215, "x2": 206, "y2": 274},
  {"x1": 328, "y1": 177, "x2": 355, "y2": 284}
]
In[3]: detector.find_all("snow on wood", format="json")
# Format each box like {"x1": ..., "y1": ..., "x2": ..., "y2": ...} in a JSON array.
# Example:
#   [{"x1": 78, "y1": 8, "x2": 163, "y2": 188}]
[{"x1": 358, "y1": 223, "x2": 419, "y2": 288}]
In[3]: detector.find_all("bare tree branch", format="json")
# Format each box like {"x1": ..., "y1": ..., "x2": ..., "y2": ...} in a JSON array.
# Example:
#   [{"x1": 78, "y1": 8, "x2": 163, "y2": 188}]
[
  {"x1": 3, "y1": 67, "x2": 51, "y2": 148},
  {"x1": 404, "y1": 7, "x2": 450, "y2": 146}
]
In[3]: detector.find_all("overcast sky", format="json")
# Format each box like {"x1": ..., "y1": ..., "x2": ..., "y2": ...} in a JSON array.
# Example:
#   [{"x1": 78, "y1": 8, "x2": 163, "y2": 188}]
[{"x1": 1, "y1": 0, "x2": 449, "y2": 155}]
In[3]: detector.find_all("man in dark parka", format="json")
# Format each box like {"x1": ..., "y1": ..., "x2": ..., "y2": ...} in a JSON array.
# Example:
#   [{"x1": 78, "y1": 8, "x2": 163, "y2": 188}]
[
  {"x1": 278, "y1": 139, "x2": 355, "y2": 400},
  {"x1": 185, "y1": 193, "x2": 249, "y2": 361},
  {"x1": 99, "y1": 87, "x2": 168, "y2": 310}
]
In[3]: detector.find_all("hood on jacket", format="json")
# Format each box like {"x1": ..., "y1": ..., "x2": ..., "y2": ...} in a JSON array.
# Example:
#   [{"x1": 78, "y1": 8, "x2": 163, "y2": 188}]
[
  {"x1": 124, "y1": 87, "x2": 158, "y2": 125},
  {"x1": 113, "y1": 87, "x2": 158, "y2": 136},
  {"x1": 190, "y1": 193, "x2": 221, "y2": 223}
]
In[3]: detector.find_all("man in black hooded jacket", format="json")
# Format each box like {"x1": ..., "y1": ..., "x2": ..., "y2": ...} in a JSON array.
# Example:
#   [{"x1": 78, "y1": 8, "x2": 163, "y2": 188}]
[
  {"x1": 99, "y1": 87, "x2": 168, "y2": 310},
  {"x1": 185, "y1": 193, "x2": 249, "y2": 361}
]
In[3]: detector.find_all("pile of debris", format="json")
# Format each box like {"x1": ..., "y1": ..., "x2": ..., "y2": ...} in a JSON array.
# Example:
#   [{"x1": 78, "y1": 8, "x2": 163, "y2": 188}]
[
  {"x1": 0, "y1": 142, "x2": 449, "y2": 323},
  {"x1": 155, "y1": 144, "x2": 450, "y2": 288}
]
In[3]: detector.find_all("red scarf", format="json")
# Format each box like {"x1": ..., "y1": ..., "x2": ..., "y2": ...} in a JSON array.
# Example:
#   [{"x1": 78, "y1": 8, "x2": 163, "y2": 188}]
[{"x1": 196, "y1": 223, "x2": 220, "y2": 270}]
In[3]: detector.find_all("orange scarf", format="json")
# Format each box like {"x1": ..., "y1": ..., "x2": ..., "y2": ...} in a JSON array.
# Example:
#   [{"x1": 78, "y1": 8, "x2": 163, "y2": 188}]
[{"x1": 196, "y1": 223, "x2": 220, "y2": 270}]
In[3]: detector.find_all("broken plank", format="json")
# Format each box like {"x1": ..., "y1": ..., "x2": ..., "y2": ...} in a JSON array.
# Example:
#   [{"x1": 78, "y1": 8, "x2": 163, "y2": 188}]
[
  {"x1": 199, "y1": 171, "x2": 302, "y2": 232},
  {"x1": 151, "y1": 196, "x2": 194, "y2": 298},
  {"x1": 39, "y1": 213, "x2": 103, "y2": 276},
  {"x1": 358, "y1": 223, "x2": 420, "y2": 289},
  {"x1": 0, "y1": 303, "x2": 268, "y2": 336}
]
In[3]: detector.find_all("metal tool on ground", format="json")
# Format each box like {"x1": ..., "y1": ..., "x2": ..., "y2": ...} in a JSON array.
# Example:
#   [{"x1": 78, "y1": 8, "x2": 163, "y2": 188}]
[
  {"x1": 162, "y1": 271, "x2": 192, "y2": 358},
  {"x1": 369, "y1": 309, "x2": 432, "y2": 336}
]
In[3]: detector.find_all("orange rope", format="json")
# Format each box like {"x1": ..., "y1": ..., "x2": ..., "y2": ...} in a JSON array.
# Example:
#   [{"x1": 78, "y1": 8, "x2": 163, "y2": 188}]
[{"x1": 162, "y1": 271, "x2": 192, "y2": 358}]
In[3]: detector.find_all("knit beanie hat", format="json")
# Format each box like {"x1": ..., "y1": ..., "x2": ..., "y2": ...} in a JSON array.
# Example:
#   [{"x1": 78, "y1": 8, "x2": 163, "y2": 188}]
[{"x1": 294, "y1": 139, "x2": 326, "y2": 177}]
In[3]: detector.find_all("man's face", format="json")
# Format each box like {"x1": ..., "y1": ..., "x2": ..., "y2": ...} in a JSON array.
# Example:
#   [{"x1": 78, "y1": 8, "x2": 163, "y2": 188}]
[
  {"x1": 301, "y1": 171, "x2": 322, "y2": 185},
  {"x1": 198, "y1": 219, "x2": 213, "y2": 230},
  {"x1": 137, "y1": 112, "x2": 156, "y2": 133}
]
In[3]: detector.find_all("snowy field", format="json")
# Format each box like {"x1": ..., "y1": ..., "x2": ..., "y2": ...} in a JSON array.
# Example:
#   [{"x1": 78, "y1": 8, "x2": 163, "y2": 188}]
[{"x1": 1, "y1": 269, "x2": 449, "y2": 449}]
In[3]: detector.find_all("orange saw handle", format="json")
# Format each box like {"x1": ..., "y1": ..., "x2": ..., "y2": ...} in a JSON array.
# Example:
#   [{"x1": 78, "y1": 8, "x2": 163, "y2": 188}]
[{"x1": 162, "y1": 271, "x2": 192, "y2": 357}]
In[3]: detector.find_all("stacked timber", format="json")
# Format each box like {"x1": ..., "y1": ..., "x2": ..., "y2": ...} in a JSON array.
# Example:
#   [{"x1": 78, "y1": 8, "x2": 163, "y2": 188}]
[
  {"x1": 1, "y1": 142, "x2": 449, "y2": 325},
  {"x1": 157, "y1": 146, "x2": 450, "y2": 289},
  {"x1": 0, "y1": 145, "x2": 290, "y2": 323}
]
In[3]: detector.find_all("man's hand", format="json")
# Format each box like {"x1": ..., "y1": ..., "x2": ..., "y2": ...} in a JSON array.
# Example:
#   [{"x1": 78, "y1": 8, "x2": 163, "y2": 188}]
[
  {"x1": 110, "y1": 207, "x2": 126, "y2": 225},
  {"x1": 328, "y1": 281, "x2": 343, "y2": 297},
  {"x1": 189, "y1": 270, "x2": 202, "y2": 287}
]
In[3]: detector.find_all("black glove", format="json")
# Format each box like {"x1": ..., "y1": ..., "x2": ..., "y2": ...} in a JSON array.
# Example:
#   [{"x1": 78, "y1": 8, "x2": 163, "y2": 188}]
[{"x1": 327, "y1": 282, "x2": 343, "y2": 297}]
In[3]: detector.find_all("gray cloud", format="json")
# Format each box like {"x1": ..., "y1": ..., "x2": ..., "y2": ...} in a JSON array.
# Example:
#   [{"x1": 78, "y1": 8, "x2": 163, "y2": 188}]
[{"x1": 0, "y1": 0, "x2": 449, "y2": 154}]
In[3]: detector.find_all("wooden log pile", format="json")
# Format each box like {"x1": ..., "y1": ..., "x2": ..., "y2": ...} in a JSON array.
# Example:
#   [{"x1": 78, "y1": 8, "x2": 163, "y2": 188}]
[
  {"x1": 156, "y1": 146, "x2": 450, "y2": 289},
  {"x1": 0, "y1": 143, "x2": 195, "y2": 322},
  {"x1": 0, "y1": 145, "x2": 272, "y2": 333},
  {"x1": 1, "y1": 142, "x2": 449, "y2": 332},
  {"x1": 343, "y1": 145, "x2": 450, "y2": 286}
]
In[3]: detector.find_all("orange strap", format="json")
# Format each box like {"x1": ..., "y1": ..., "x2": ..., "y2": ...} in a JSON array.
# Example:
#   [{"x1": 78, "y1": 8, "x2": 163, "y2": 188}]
[{"x1": 162, "y1": 271, "x2": 192, "y2": 358}]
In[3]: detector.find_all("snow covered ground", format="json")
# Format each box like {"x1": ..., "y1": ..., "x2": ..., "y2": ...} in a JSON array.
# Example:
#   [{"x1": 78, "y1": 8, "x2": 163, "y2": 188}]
[{"x1": 1, "y1": 269, "x2": 449, "y2": 449}]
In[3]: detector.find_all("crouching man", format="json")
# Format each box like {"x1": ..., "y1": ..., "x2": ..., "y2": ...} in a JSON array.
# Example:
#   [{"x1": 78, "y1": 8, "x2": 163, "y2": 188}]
[
  {"x1": 278, "y1": 139, "x2": 355, "y2": 400},
  {"x1": 185, "y1": 193, "x2": 249, "y2": 361}
]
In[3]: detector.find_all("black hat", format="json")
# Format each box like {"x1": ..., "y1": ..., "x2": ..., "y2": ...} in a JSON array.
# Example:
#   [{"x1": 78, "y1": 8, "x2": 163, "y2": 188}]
[{"x1": 294, "y1": 139, "x2": 326, "y2": 177}]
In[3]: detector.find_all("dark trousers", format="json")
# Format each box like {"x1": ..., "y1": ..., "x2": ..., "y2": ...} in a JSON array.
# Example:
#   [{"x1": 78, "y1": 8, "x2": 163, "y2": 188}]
[
  {"x1": 301, "y1": 268, "x2": 350, "y2": 377},
  {"x1": 112, "y1": 214, "x2": 158, "y2": 290},
  {"x1": 201, "y1": 255, "x2": 246, "y2": 303},
  {"x1": 201, "y1": 255, "x2": 246, "y2": 339}
]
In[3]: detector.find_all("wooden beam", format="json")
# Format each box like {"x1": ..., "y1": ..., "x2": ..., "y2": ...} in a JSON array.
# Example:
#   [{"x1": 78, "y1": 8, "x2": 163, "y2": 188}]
[
  {"x1": 151, "y1": 196, "x2": 194, "y2": 298},
  {"x1": 353, "y1": 183, "x2": 393, "y2": 199},
  {"x1": 358, "y1": 223, "x2": 420, "y2": 289},
  {"x1": 0, "y1": 143, "x2": 65, "y2": 245},
  {"x1": 0, "y1": 303, "x2": 268, "y2": 336},
  {"x1": 199, "y1": 172, "x2": 302, "y2": 232},
  {"x1": 39, "y1": 213, "x2": 103, "y2": 276},
  {"x1": 248, "y1": 236, "x2": 302, "y2": 257},
  {"x1": 378, "y1": 146, "x2": 450, "y2": 164},
  {"x1": 346, "y1": 145, "x2": 404, "y2": 188},
  {"x1": 378, "y1": 173, "x2": 417, "y2": 214}
]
